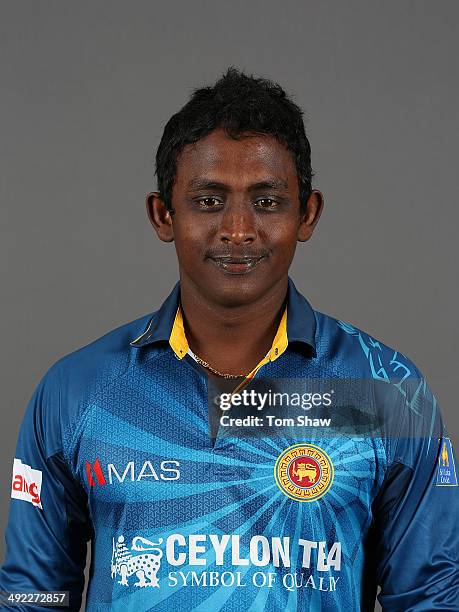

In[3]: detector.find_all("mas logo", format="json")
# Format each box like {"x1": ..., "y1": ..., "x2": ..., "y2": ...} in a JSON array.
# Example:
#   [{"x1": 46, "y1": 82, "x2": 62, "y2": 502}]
[
  {"x1": 274, "y1": 443, "x2": 333, "y2": 502},
  {"x1": 436, "y1": 437, "x2": 458, "y2": 486}
]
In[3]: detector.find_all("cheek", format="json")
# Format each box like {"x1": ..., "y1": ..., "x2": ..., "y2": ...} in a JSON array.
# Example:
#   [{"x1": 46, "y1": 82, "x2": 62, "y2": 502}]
[
  {"x1": 277, "y1": 242, "x2": 298, "y2": 266},
  {"x1": 259, "y1": 219, "x2": 299, "y2": 248},
  {"x1": 172, "y1": 220, "x2": 211, "y2": 258},
  {"x1": 267, "y1": 223, "x2": 300, "y2": 266}
]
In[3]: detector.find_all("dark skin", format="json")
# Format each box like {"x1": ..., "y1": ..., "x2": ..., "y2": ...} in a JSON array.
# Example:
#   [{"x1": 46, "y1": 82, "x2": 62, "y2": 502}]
[{"x1": 147, "y1": 127, "x2": 324, "y2": 376}]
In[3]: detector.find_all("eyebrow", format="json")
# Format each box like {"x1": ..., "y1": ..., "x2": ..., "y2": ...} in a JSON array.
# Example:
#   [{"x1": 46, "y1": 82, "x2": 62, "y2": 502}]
[{"x1": 186, "y1": 177, "x2": 289, "y2": 191}]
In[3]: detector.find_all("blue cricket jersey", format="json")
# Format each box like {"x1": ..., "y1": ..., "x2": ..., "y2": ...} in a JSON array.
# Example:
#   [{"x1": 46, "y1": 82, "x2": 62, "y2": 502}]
[{"x1": 1, "y1": 277, "x2": 458, "y2": 611}]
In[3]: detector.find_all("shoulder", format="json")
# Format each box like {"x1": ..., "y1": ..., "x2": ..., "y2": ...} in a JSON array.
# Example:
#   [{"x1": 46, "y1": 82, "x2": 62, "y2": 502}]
[
  {"x1": 313, "y1": 309, "x2": 441, "y2": 463},
  {"x1": 26, "y1": 311, "x2": 155, "y2": 453},
  {"x1": 313, "y1": 307, "x2": 425, "y2": 384},
  {"x1": 50, "y1": 311, "x2": 154, "y2": 393}
]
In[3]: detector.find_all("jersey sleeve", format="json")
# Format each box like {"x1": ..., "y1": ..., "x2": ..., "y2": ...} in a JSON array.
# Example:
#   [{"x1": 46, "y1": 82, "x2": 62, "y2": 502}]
[
  {"x1": 0, "y1": 362, "x2": 92, "y2": 611},
  {"x1": 373, "y1": 370, "x2": 459, "y2": 611}
]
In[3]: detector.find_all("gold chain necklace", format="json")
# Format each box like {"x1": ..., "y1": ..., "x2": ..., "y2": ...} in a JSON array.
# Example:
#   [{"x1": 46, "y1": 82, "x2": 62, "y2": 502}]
[{"x1": 192, "y1": 353, "x2": 247, "y2": 379}]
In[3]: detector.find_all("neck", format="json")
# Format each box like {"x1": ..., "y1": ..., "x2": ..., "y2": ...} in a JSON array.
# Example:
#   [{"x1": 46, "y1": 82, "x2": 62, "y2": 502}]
[{"x1": 179, "y1": 275, "x2": 288, "y2": 376}]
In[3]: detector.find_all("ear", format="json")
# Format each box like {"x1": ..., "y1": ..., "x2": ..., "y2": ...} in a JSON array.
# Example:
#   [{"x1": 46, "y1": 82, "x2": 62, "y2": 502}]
[
  {"x1": 297, "y1": 189, "x2": 324, "y2": 242},
  {"x1": 145, "y1": 192, "x2": 174, "y2": 243}
]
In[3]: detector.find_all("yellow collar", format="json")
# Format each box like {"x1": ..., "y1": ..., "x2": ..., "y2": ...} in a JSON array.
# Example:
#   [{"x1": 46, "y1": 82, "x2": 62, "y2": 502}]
[{"x1": 169, "y1": 304, "x2": 288, "y2": 378}]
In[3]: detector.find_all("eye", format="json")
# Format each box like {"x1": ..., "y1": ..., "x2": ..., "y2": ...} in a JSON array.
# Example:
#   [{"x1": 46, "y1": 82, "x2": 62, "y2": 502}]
[
  {"x1": 254, "y1": 198, "x2": 279, "y2": 210},
  {"x1": 194, "y1": 197, "x2": 223, "y2": 210}
]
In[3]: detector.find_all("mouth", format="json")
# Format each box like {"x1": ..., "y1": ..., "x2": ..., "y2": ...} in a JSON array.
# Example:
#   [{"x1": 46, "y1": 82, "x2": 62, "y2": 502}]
[{"x1": 209, "y1": 255, "x2": 267, "y2": 275}]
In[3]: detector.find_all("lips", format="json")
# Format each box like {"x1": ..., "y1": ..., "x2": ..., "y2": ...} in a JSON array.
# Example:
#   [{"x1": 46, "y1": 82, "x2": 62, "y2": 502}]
[{"x1": 209, "y1": 255, "x2": 266, "y2": 275}]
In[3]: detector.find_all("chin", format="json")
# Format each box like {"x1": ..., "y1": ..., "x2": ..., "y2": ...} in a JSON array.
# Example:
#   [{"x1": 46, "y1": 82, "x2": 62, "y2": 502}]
[{"x1": 206, "y1": 275, "x2": 271, "y2": 306}]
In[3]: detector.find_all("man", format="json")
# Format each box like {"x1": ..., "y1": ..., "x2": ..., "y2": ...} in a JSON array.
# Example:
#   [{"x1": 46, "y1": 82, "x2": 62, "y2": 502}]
[{"x1": 1, "y1": 67, "x2": 458, "y2": 611}]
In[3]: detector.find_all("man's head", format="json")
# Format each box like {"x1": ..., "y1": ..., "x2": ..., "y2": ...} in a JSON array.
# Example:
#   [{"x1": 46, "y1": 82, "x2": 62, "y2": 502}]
[{"x1": 147, "y1": 67, "x2": 323, "y2": 306}]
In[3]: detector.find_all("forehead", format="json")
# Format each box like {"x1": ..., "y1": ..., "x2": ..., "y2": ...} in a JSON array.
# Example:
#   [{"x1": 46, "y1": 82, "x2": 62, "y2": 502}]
[{"x1": 175, "y1": 127, "x2": 298, "y2": 185}]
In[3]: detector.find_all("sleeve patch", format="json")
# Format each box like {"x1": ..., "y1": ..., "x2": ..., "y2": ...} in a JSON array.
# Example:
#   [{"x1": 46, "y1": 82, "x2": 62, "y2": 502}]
[
  {"x1": 436, "y1": 438, "x2": 458, "y2": 486},
  {"x1": 10, "y1": 457, "x2": 43, "y2": 508}
]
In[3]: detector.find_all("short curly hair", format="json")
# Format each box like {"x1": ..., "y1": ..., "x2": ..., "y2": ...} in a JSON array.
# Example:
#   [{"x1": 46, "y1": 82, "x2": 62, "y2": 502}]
[{"x1": 155, "y1": 66, "x2": 314, "y2": 215}]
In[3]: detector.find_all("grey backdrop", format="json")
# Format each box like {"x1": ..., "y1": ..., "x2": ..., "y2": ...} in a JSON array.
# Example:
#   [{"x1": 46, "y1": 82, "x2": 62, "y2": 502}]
[{"x1": 1, "y1": 2, "x2": 458, "y2": 611}]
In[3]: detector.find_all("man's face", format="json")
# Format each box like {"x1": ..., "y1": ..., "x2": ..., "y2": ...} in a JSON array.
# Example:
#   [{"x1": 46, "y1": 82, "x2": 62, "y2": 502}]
[{"x1": 149, "y1": 127, "x2": 323, "y2": 306}]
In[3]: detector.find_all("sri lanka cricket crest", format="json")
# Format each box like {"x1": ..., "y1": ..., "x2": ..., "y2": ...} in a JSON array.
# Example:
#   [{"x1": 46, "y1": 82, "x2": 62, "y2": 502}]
[
  {"x1": 275, "y1": 443, "x2": 334, "y2": 502},
  {"x1": 436, "y1": 437, "x2": 458, "y2": 486}
]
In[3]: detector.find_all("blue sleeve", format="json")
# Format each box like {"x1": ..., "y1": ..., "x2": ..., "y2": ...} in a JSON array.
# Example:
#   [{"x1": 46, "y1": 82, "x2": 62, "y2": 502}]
[
  {"x1": 374, "y1": 372, "x2": 459, "y2": 611},
  {"x1": 0, "y1": 363, "x2": 92, "y2": 611}
]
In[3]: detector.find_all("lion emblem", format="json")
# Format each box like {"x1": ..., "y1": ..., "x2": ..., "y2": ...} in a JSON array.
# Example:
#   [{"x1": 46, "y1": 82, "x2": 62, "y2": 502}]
[
  {"x1": 111, "y1": 535, "x2": 163, "y2": 588},
  {"x1": 442, "y1": 441, "x2": 449, "y2": 467},
  {"x1": 293, "y1": 461, "x2": 318, "y2": 484}
]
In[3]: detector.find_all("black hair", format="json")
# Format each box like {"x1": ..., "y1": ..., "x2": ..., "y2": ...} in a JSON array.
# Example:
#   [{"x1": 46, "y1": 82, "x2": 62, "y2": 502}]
[{"x1": 155, "y1": 66, "x2": 314, "y2": 215}]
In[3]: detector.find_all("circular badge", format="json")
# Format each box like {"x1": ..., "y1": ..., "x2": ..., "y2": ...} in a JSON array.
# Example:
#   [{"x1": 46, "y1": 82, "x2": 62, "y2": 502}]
[{"x1": 274, "y1": 443, "x2": 334, "y2": 502}]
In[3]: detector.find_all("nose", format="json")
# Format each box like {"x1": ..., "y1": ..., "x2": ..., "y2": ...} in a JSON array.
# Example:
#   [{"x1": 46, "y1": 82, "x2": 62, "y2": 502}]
[{"x1": 219, "y1": 201, "x2": 256, "y2": 245}]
